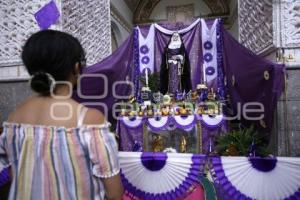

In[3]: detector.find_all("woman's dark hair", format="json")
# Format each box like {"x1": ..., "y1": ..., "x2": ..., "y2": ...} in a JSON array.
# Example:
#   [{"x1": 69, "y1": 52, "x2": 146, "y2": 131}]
[{"x1": 22, "y1": 30, "x2": 85, "y2": 95}]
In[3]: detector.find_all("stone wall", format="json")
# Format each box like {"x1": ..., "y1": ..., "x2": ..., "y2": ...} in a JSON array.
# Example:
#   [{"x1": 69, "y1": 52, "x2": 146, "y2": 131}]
[
  {"x1": 275, "y1": 70, "x2": 300, "y2": 156},
  {"x1": 0, "y1": 0, "x2": 111, "y2": 124},
  {"x1": 110, "y1": 0, "x2": 133, "y2": 51},
  {"x1": 0, "y1": 81, "x2": 32, "y2": 123},
  {"x1": 238, "y1": 0, "x2": 300, "y2": 156}
]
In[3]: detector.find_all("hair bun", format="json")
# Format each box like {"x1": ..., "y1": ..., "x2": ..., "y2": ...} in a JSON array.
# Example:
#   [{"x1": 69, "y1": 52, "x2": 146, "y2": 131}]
[{"x1": 29, "y1": 72, "x2": 55, "y2": 95}]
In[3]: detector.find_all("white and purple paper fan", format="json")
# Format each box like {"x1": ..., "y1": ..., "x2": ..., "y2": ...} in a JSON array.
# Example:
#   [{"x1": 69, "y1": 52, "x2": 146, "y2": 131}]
[
  {"x1": 211, "y1": 156, "x2": 300, "y2": 200},
  {"x1": 119, "y1": 152, "x2": 206, "y2": 200},
  {"x1": 147, "y1": 116, "x2": 170, "y2": 131},
  {"x1": 173, "y1": 115, "x2": 196, "y2": 130},
  {"x1": 199, "y1": 114, "x2": 223, "y2": 129},
  {"x1": 121, "y1": 116, "x2": 143, "y2": 128}
]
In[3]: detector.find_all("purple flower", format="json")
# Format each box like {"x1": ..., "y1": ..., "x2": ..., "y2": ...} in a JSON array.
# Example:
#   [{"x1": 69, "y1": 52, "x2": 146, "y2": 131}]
[
  {"x1": 203, "y1": 53, "x2": 213, "y2": 62},
  {"x1": 205, "y1": 66, "x2": 215, "y2": 75},
  {"x1": 204, "y1": 41, "x2": 213, "y2": 50},
  {"x1": 141, "y1": 56, "x2": 150, "y2": 64},
  {"x1": 140, "y1": 45, "x2": 149, "y2": 54}
]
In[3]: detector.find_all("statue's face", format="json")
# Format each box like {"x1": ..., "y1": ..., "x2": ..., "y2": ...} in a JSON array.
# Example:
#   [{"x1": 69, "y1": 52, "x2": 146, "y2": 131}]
[{"x1": 172, "y1": 33, "x2": 180, "y2": 42}]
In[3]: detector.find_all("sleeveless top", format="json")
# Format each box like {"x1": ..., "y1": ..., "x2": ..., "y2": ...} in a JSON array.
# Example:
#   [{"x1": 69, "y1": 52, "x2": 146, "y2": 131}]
[{"x1": 0, "y1": 107, "x2": 120, "y2": 200}]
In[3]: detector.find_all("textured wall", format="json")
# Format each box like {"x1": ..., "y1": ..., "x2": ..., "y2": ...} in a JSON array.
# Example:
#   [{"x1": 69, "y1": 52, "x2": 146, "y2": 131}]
[
  {"x1": 238, "y1": 0, "x2": 300, "y2": 156},
  {"x1": 238, "y1": 0, "x2": 274, "y2": 55},
  {"x1": 110, "y1": 0, "x2": 133, "y2": 51},
  {"x1": 61, "y1": 0, "x2": 111, "y2": 65},
  {"x1": 272, "y1": 0, "x2": 300, "y2": 156},
  {"x1": 275, "y1": 70, "x2": 300, "y2": 156},
  {"x1": 149, "y1": 0, "x2": 210, "y2": 21},
  {"x1": 0, "y1": 0, "x2": 111, "y2": 124},
  {"x1": 0, "y1": 81, "x2": 32, "y2": 123},
  {"x1": 0, "y1": 0, "x2": 111, "y2": 80}
]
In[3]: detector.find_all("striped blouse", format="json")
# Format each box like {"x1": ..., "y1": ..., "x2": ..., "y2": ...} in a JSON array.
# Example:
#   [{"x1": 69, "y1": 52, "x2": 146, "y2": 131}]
[{"x1": 0, "y1": 122, "x2": 120, "y2": 200}]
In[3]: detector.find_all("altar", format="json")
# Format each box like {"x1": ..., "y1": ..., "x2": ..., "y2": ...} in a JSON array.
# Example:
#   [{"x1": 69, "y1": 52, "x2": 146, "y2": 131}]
[
  {"x1": 117, "y1": 114, "x2": 226, "y2": 154},
  {"x1": 73, "y1": 17, "x2": 288, "y2": 199}
]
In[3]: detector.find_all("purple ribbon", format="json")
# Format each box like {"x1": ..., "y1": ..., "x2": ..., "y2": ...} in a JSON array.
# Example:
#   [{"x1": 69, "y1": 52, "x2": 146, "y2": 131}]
[
  {"x1": 216, "y1": 19, "x2": 226, "y2": 100},
  {"x1": 133, "y1": 28, "x2": 141, "y2": 100}
]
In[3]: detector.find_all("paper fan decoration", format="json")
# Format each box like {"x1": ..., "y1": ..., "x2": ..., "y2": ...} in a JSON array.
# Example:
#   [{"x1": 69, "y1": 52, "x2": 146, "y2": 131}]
[
  {"x1": 119, "y1": 152, "x2": 206, "y2": 200},
  {"x1": 147, "y1": 116, "x2": 170, "y2": 131},
  {"x1": 121, "y1": 116, "x2": 143, "y2": 128},
  {"x1": 211, "y1": 156, "x2": 300, "y2": 200},
  {"x1": 200, "y1": 114, "x2": 223, "y2": 129},
  {"x1": 173, "y1": 115, "x2": 196, "y2": 130}
]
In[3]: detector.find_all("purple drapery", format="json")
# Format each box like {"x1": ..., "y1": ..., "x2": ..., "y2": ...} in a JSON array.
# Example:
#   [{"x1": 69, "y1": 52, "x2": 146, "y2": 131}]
[
  {"x1": 75, "y1": 19, "x2": 284, "y2": 133},
  {"x1": 222, "y1": 30, "x2": 285, "y2": 132},
  {"x1": 117, "y1": 122, "x2": 143, "y2": 151},
  {"x1": 73, "y1": 34, "x2": 134, "y2": 120}
]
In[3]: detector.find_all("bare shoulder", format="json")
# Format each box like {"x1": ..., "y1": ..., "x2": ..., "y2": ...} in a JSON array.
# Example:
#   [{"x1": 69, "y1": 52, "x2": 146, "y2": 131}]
[
  {"x1": 7, "y1": 111, "x2": 16, "y2": 122},
  {"x1": 6, "y1": 96, "x2": 35, "y2": 122},
  {"x1": 82, "y1": 107, "x2": 106, "y2": 125}
]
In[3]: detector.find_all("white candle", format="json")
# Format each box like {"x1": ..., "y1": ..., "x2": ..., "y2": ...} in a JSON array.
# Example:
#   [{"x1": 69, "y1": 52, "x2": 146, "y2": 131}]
[
  {"x1": 203, "y1": 64, "x2": 207, "y2": 83},
  {"x1": 145, "y1": 69, "x2": 149, "y2": 86}
]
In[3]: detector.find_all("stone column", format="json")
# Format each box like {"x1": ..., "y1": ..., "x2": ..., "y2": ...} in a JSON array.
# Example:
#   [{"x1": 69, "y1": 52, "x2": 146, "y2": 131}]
[{"x1": 238, "y1": 0, "x2": 300, "y2": 156}]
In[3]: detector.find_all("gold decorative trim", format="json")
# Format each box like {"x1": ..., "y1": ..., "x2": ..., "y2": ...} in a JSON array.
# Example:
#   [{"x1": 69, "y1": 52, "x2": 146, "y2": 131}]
[
  {"x1": 143, "y1": 123, "x2": 149, "y2": 151},
  {"x1": 197, "y1": 121, "x2": 202, "y2": 154}
]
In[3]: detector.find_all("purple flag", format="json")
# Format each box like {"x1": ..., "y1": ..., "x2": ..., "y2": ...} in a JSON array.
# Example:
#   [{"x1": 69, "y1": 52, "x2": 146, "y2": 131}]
[{"x1": 34, "y1": 0, "x2": 60, "y2": 30}]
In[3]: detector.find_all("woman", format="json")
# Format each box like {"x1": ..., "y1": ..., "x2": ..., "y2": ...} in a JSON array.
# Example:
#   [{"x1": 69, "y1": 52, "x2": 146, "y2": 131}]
[{"x1": 0, "y1": 30, "x2": 123, "y2": 200}]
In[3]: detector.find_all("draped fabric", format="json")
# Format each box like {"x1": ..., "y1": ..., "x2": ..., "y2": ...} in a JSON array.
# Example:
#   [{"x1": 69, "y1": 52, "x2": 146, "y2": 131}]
[
  {"x1": 74, "y1": 18, "x2": 285, "y2": 132},
  {"x1": 222, "y1": 30, "x2": 285, "y2": 132},
  {"x1": 73, "y1": 34, "x2": 135, "y2": 121}
]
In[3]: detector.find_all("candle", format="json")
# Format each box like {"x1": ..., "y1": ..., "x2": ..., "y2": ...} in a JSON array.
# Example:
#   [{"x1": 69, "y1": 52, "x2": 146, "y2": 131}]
[{"x1": 145, "y1": 68, "x2": 149, "y2": 86}]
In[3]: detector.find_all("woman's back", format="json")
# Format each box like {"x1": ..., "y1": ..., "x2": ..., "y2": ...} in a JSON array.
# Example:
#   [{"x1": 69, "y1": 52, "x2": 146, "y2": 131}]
[
  {"x1": 0, "y1": 30, "x2": 123, "y2": 200},
  {"x1": 1, "y1": 97, "x2": 120, "y2": 200},
  {"x1": 8, "y1": 96, "x2": 91, "y2": 128}
]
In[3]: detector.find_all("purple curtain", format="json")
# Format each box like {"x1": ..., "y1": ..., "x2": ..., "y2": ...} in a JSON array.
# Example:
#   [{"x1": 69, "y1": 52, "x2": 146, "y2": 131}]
[
  {"x1": 75, "y1": 20, "x2": 285, "y2": 133},
  {"x1": 73, "y1": 34, "x2": 134, "y2": 120},
  {"x1": 222, "y1": 29, "x2": 285, "y2": 132}
]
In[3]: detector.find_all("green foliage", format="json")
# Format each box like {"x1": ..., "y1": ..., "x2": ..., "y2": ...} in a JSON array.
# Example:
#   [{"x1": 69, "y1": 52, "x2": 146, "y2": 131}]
[
  {"x1": 215, "y1": 125, "x2": 269, "y2": 157},
  {"x1": 140, "y1": 73, "x2": 160, "y2": 92}
]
